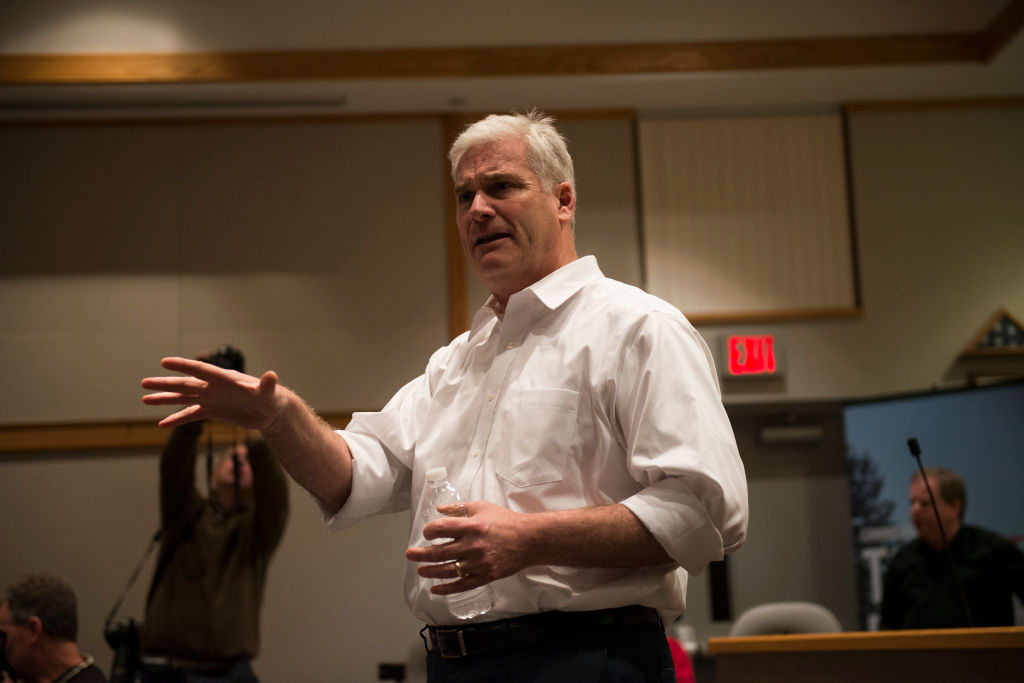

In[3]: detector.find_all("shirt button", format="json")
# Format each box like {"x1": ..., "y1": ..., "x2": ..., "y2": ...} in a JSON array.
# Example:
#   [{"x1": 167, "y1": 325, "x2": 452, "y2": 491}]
[
  {"x1": 506, "y1": 342, "x2": 516, "y2": 350},
  {"x1": 471, "y1": 449, "x2": 480, "y2": 458},
  {"x1": 487, "y1": 393, "x2": 495, "y2": 401}
]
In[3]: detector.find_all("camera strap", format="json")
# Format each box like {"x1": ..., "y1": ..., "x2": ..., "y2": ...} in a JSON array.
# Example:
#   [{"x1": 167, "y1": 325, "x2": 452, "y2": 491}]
[
  {"x1": 106, "y1": 463, "x2": 207, "y2": 626},
  {"x1": 104, "y1": 527, "x2": 162, "y2": 626},
  {"x1": 144, "y1": 502, "x2": 206, "y2": 611},
  {"x1": 206, "y1": 428, "x2": 214, "y2": 498}
]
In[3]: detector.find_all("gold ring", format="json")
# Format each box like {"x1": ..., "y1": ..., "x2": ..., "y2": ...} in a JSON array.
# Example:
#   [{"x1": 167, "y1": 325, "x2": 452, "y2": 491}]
[{"x1": 454, "y1": 560, "x2": 465, "y2": 578}]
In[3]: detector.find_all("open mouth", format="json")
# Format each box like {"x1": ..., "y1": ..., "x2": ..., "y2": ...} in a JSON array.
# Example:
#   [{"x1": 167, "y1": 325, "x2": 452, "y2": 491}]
[{"x1": 475, "y1": 232, "x2": 511, "y2": 247}]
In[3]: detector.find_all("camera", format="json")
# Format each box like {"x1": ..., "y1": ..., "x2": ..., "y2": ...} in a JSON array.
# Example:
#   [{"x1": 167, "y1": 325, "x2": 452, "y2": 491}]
[
  {"x1": 0, "y1": 649, "x2": 15, "y2": 680},
  {"x1": 203, "y1": 345, "x2": 245, "y2": 373},
  {"x1": 104, "y1": 618, "x2": 140, "y2": 683}
]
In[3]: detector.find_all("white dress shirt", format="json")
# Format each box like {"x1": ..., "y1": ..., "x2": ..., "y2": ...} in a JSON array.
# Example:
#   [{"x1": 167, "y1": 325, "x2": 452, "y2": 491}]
[{"x1": 329, "y1": 256, "x2": 748, "y2": 625}]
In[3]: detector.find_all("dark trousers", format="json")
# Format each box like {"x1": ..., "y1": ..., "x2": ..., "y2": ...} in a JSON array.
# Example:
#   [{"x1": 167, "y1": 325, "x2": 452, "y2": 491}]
[
  {"x1": 426, "y1": 621, "x2": 674, "y2": 683},
  {"x1": 139, "y1": 659, "x2": 258, "y2": 683}
]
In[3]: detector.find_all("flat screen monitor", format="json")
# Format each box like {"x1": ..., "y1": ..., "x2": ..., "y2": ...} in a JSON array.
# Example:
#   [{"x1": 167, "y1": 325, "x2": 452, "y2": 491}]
[{"x1": 842, "y1": 379, "x2": 1024, "y2": 629}]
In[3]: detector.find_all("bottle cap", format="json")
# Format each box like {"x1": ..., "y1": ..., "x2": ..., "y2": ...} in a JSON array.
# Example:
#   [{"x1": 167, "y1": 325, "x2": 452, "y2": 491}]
[{"x1": 425, "y1": 466, "x2": 448, "y2": 484}]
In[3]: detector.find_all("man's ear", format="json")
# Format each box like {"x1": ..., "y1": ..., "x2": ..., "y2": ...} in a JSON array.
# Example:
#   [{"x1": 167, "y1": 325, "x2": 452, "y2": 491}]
[
  {"x1": 555, "y1": 182, "x2": 575, "y2": 222},
  {"x1": 27, "y1": 615, "x2": 44, "y2": 639}
]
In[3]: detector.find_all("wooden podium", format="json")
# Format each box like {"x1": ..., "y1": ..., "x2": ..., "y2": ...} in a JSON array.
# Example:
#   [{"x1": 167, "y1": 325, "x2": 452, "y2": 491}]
[{"x1": 706, "y1": 627, "x2": 1023, "y2": 683}]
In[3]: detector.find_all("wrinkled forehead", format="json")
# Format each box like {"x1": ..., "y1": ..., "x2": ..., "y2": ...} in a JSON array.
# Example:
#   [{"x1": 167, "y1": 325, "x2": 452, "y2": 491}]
[{"x1": 455, "y1": 137, "x2": 532, "y2": 182}]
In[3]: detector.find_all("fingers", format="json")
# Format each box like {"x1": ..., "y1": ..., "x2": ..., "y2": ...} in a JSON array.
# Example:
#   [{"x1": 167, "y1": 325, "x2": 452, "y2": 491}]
[
  {"x1": 406, "y1": 541, "x2": 454, "y2": 564},
  {"x1": 141, "y1": 376, "x2": 204, "y2": 409},
  {"x1": 430, "y1": 574, "x2": 487, "y2": 594},
  {"x1": 259, "y1": 370, "x2": 279, "y2": 398},
  {"x1": 143, "y1": 355, "x2": 283, "y2": 432},
  {"x1": 415, "y1": 560, "x2": 488, "y2": 594},
  {"x1": 141, "y1": 362, "x2": 210, "y2": 422},
  {"x1": 437, "y1": 503, "x2": 470, "y2": 517},
  {"x1": 140, "y1": 387, "x2": 208, "y2": 408},
  {"x1": 160, "y1": 356, "x2": 227, "y2": 379},
  {"x1": 157, "y1": 404, "x2": 206, "y2": 428},
  {"x1": 141, "y1": 391, "x2": 191, "y2": 406},
  {"x1": 417, "y1": 503, "x2": 481, "y2": 547},
  {"x1": 141, "y1": 374, "x2": 206, "y2": 390},
  {"x1": 416, "y1": 560, "x2": 465, "y2": 580},
  {"x1": 142, "y1": 357, "x2": 255, "y2": 399},
  {"x1": 406, "y1": 538, "x2": 486, "y2": 579},
  {"x1": 421, "y1": 504, "x2": 474, "y2": 541}
]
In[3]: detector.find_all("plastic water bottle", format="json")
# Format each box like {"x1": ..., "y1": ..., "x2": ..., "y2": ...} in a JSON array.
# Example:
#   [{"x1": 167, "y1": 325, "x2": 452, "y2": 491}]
[{"x1": 422, "y1": 466, "x2": 494, "y2": 620}]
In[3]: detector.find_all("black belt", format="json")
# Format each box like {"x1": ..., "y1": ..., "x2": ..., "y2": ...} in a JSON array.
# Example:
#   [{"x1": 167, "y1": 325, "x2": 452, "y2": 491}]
[
  {"x1": 140, "y1": 656, "x2": 238, "y2": 675},
  {"x1": 423, "y1": 605, "x2": 662, "y2": 659}
]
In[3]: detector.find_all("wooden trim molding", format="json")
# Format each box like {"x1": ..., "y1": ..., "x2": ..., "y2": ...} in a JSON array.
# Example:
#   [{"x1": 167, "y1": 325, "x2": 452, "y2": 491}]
[
  {"x1": 708, "y1": 626, "x2": 1024, "y2": 683},
  {"x1": 0, "y1": 30, "x2": 1009, "y2": 86},
  {"x1": 707, "y1": 626, "x2": 1024, "y2": 654},
  {"x1": 844, "y1": 96, "x2": 1024, "y2": 113},
  {"x1": 0, "y1": 412, "x2": 355, "y2": 454},
  {"x1": 688, "y1": 307, "x2": 864, "y2": 326}
]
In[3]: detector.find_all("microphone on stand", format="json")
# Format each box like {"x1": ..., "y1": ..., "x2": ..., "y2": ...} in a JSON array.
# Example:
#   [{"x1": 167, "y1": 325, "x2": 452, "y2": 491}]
[{"x1": 906, "y1": 438, "x2": 975, "y2": 627}]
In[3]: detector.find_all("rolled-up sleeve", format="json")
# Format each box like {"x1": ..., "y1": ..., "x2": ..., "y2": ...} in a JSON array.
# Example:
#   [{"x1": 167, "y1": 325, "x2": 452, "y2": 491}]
[
  {"x1": 321, "y1": 371, "x2": 436, "y2": 530},
  {"x1": 615, "y1": 310, "x2": 748, "y2": 575},
  {"x1": 324, "y1": 429, "x2": 410, "y2": 530}
]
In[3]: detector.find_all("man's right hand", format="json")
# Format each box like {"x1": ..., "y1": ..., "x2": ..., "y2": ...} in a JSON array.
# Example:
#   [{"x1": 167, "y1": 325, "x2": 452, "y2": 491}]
[
  {"x1": 141, "y1": 357, "x2": 285, "y2": 431},
  {"x1": 144, "y1": 356, "x2": 355, "y2": 515}
]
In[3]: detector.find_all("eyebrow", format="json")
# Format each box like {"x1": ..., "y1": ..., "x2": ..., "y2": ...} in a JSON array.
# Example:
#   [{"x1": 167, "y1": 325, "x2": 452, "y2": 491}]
[{"x1": 454, "y1": 171, "x2": 525, "y2": 196}]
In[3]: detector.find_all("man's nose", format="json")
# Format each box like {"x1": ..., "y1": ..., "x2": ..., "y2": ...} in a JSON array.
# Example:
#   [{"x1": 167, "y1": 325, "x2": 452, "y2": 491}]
[{"x1": 469, "y1": 192, "x2": 495, "y2": 218}]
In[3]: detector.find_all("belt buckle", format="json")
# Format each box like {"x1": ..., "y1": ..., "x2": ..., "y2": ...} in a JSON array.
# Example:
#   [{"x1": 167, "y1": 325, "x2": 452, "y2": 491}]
[{"x1": 432, "y1": 628, "x2": 468, "y2": 659}]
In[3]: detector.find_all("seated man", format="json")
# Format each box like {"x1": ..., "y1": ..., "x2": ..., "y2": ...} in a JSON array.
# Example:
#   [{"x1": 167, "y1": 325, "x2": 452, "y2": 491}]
[
  {"x1": 0, "y1": 573, "x2": 108, "y2": 683},
  {"x1": 881, "y1": 466, "x2": 1024, "y2": 628}
]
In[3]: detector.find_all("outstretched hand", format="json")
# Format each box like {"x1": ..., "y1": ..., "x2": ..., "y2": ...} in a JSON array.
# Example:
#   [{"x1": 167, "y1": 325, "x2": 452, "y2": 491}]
[{"x1": 141, "y1": 357, "x2": 285, "y2": 431}]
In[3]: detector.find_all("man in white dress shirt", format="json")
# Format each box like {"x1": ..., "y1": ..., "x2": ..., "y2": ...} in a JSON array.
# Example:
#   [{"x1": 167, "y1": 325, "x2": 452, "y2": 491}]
[{"x1": 142, "y1": 110, "x2": 748, "y2": 682}]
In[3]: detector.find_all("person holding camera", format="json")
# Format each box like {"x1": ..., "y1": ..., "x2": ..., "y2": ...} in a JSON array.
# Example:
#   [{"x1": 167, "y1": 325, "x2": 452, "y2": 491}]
[
  {"x1": 0, "y1": 573, "x2": 108, "y2": 683},
  {"x1": 138, "y1": 347, "x2": 289, "y2": 683}
]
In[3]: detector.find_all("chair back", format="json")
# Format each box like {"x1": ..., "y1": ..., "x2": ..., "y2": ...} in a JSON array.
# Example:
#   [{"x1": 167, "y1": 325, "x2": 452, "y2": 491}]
[{"x1": 729, "y1": 601, "x2": 842, "y2": 637}]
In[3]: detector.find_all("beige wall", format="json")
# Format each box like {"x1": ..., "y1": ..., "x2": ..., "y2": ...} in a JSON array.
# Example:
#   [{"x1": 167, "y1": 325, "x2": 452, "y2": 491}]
[
  {"x1": 0, "y1": 118, "x2": 449, "y2": 423},
  {"x1": 704, "y1": 106, "x2": 1024, "y2": 402},
  {"x1": 1, "y1": 105, "x2": 1022, "y2": 680}
]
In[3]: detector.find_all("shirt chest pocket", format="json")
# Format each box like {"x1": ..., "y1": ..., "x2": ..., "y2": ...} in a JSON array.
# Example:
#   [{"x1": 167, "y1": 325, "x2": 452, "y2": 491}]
[{"x1": 494, "y1": 388, "x2": 579, "y2": 487}]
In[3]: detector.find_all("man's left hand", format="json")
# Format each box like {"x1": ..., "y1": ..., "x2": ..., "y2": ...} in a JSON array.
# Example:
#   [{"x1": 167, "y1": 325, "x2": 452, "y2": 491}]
[{"x1": 406, "y1": 501, "x2": 529, "y2": 594}]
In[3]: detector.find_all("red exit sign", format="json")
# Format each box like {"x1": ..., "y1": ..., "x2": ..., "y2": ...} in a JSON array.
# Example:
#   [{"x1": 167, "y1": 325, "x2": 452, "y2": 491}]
[{"x1": 725, "y1": 335, "x2": 781, "y2": 377}]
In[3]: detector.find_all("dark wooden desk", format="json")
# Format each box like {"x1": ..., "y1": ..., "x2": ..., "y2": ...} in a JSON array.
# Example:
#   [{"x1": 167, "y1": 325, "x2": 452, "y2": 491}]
[{"x1": 707, "y1": 627, "x2": 1023, "y2": 683}]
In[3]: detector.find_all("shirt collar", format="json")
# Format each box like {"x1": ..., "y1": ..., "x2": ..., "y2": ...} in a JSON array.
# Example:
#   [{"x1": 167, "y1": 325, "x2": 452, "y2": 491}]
[
  {"x1": 524, "y1": 255, "x2": 604, "y2": 311},
  {"x1": 470, "y1": 256, "x2": 604, "y2": 332}
]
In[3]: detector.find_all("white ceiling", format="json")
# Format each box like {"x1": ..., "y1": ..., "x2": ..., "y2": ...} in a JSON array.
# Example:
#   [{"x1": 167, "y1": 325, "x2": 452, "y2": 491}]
[{"x1": 1, "y1": 0, "x2": 1021, "y2": 118}]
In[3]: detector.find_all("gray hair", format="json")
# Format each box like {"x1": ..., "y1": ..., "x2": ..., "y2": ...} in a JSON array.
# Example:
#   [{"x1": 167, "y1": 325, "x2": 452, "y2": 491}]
[
  {"x1": 4, "y1": 573, "x2": 79, "y2": 642},
  {"x1": 448, "y1": 109, "x2": 576, "y2": 202}
]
